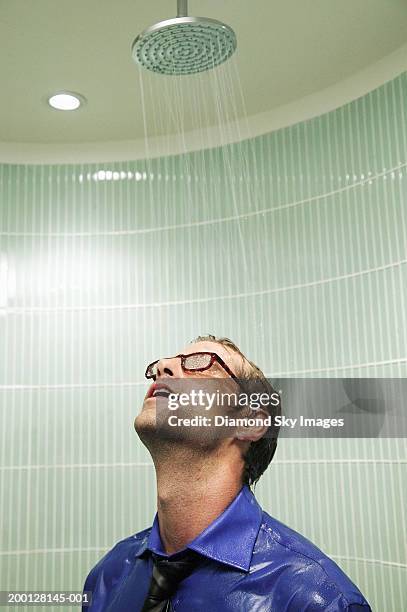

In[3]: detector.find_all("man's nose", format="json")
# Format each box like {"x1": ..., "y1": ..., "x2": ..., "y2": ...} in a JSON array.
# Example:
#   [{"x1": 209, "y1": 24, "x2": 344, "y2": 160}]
[{"x1": 155, "y1": 356, "x2": 183, "y2": 378}]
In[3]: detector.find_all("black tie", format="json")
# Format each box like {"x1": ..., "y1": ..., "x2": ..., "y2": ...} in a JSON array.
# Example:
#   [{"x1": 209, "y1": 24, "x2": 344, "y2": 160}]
[{"x1": 141, "y1": 549, "x2": 203, "y2": 612}]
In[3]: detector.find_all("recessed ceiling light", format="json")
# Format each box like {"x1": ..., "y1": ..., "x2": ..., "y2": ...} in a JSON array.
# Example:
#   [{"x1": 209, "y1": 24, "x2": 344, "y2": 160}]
[{"x1": 47, "y1": 92, "x2": 86, "y2": 111}]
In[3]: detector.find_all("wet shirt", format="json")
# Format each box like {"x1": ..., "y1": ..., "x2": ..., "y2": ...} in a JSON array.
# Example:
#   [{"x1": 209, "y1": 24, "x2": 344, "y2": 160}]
[{"x1": 82, "y1": 486, "x2": 372, "y2": 611}]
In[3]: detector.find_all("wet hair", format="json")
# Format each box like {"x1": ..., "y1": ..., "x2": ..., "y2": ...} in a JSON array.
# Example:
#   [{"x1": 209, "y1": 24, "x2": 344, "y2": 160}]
[{"x1": 191, "y1": 334, "x2": 281, "y2": 488}]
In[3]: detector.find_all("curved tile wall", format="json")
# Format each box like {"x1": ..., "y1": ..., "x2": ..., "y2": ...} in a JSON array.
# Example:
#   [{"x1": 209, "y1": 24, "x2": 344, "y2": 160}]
[{"x1": 0, "y1": 72, "x2": 406, "y2": 610}]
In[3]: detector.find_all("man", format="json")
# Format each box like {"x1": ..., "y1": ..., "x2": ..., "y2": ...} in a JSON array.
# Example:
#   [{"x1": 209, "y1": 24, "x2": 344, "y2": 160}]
[{"x1": 82, "y1": 335, "x2": 371, "y2": 611}]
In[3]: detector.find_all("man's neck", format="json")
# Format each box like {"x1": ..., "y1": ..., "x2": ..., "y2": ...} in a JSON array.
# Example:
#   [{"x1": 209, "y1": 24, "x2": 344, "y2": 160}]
[{"x1": 153, "y1": 445, "x2": 244, "y2": 555}]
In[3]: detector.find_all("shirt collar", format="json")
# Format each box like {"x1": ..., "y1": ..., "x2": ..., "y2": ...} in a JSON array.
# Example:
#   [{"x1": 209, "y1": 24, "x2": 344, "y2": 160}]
[{"x1": 135, "y1": 485, "x2": 262, "y2": 572}]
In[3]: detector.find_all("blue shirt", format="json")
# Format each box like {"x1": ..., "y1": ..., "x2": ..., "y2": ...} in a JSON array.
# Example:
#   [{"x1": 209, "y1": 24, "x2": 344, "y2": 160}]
[{"x1": 82, "y1": 485, "x2": 371, "y2": 611}]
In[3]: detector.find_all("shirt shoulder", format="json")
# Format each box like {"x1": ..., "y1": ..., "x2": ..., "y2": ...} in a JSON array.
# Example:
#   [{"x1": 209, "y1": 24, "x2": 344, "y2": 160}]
[
  {"x1": 82, "y1": 527, "x2": 151, "y2": 594},
  {"x1": 251, "y1": 511, "x2": 371, "y2": 611}
]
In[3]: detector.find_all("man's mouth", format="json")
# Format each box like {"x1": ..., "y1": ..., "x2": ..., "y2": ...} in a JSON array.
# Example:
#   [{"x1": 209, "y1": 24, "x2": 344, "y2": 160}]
[
  {"x1": 153, "y1": 389, "x2": 171, "y2": 398},
  {"x1": 147, "y1": 382, "x2": 173, "y2": 399}
]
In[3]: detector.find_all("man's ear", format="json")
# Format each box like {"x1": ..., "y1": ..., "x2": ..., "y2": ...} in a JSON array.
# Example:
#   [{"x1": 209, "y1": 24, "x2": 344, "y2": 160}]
[{"x1": 235, "y1": 408, "x2": 269, "y2": 442}]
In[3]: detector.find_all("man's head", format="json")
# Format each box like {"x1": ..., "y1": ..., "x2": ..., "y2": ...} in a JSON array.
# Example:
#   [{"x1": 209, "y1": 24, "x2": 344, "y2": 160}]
[
  {"x1": 134, "y1": 334, "x2": 280, "y2": 488},
  {"x1": 190, "y1": 335, "x2": 280, "y2": 487}
]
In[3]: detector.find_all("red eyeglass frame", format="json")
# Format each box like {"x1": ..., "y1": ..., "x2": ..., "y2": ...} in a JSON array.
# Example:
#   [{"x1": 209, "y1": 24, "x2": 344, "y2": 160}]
[{"x1": 145, "y1": 351, "x2": 237, "y2": 381}]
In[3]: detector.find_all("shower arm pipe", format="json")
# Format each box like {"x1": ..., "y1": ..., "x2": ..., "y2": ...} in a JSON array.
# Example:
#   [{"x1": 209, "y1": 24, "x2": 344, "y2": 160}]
[{"x1": 177, "y1": 0, "x2": 188, "y2": 17}]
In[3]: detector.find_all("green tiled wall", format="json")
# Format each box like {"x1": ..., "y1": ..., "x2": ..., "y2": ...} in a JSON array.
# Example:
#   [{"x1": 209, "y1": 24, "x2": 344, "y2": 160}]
[{"x1": 1, "y1": 72, "x2": 406, "y2": 611}]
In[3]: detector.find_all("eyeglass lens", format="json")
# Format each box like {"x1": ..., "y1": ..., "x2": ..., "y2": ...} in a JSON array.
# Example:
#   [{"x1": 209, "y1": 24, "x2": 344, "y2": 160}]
[
  {"x1": 147, "y1": 352, "x2": 213, "y2": 378},
  {"x1": 183, "y1": 353, "x2": 212, "y2": 370}
]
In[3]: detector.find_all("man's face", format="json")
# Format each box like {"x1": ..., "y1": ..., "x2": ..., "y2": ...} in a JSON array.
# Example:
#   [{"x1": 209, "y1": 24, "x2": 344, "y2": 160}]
[{"x1": 134, "y1": 341, "x2": 243, "y2": 443}]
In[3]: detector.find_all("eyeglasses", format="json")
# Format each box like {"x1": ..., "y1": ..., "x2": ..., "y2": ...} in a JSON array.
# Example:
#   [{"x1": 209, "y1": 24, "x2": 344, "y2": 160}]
[{"x1": 145, "y1": 351, "x2": 237, "y2": 381}]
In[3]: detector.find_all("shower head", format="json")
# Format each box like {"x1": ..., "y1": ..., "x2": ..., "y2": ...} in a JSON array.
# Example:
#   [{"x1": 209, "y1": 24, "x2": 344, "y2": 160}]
[{"x1": 131, "y1": 0, "x2": 237, "y2": 75}]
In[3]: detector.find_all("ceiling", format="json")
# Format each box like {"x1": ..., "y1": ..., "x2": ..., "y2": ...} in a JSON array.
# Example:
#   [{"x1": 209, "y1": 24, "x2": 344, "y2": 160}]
[{"x1": 1, "y1": 0, "x2": 407, "y2": 146}]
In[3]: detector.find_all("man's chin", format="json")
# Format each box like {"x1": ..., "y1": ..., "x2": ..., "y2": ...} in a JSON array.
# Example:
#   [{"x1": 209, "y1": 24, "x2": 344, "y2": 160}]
[
  {"x1": 134, "y1": 410, "x2": 155, "y2": 435},
  {"x1": 133, "y1": 411, "x2": 181, "y2": 448},
  {"x1": 134, "y1": 415, "x2": 223, "y2": 457}
]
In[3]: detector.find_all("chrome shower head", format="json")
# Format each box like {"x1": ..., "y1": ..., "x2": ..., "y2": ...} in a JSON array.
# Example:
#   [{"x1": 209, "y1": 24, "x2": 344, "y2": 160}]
[{"x1": 131, "y1": 0, "x2": 237, "y2": 75}]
